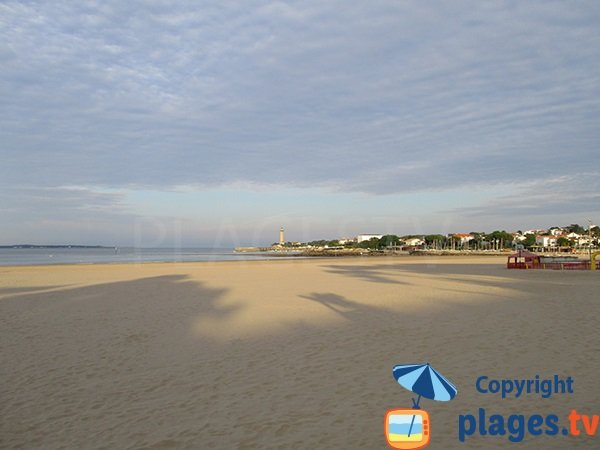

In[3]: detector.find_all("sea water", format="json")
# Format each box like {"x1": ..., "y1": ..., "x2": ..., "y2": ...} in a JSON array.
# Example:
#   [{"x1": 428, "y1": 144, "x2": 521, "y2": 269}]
[{"x1": 0, "y1": 247, "x2": 295, "y2": 266}]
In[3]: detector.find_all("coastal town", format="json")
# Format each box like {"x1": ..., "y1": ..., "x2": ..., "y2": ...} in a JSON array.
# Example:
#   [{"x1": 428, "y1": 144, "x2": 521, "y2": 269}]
[{"x1": 236, "y1": 223, "x2": 599, "y2": 256}]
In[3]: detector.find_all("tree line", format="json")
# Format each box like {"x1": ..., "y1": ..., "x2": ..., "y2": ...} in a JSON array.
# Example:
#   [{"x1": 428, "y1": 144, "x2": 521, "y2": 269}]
[{"x1": 276, "y1": 224, "x2": 598, "y2": 250}]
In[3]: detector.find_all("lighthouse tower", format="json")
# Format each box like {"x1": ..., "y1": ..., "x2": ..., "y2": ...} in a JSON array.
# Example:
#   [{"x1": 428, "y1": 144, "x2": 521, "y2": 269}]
[{"x1": 279, "y1": 227, "x2": 285, "y2": 245}]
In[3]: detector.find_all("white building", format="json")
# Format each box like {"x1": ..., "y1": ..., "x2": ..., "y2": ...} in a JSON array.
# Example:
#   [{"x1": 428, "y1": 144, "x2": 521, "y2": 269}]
[
  {"x1": 548, "y1": 227, "x2": 566, "y2": 236},
  {"x1": 357, "y1": 234, "x2": 383, "y2": 243},
  {"x1": 449, "y1": 233, "x2": 474, "y2": 244},
  {"x1": 403, "y1": 237, "x2": 425, "y2": 246},
  {"x1": 535, "y1": 235, "x2": 558, "y2": 247},
  {"x1": 524, "y1": 229, "x2": 546, "y2": 236}
]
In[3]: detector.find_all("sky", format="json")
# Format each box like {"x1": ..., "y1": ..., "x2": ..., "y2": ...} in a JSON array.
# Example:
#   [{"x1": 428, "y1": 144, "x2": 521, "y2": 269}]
[{"x1": 1, "y1": 1, "x2": 599, "y2": 247}]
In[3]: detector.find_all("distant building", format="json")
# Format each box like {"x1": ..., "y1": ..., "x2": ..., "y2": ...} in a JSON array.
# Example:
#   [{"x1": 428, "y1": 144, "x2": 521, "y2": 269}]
[
  {"x1": 338, "y1": 237, "x2": 357, "y2": 245},
  {"x1": 403, "y1": 237, "x2": 425, "y2": 246},
  {"x1": 279, "y1": 227, "x2": 285, "y2": 245},
  {"x1": 535, "y1": 235, "x2": 558, "y2": 247},
  {"x1": 575, "y1": 236, "x2": 591, "y2": 246},
  {"x1": 549, "y1": 227, "x2": 566, "y2": 236},
  {"x1": 512, "y1": 232, "x2": 527, "y2": 242},
  {"x1": 524, "y1": 229, "x2": 546, "y2": 235},
  {"x1": 357, "y1": 234, "x2": 383, "y2": 243},
  {"x1": 449, "y1": 233, "x2": 474, "y2": 244}
]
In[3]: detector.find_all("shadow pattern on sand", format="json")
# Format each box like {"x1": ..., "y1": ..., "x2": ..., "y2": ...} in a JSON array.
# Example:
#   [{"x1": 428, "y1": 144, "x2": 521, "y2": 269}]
[
  {"x1": 2, "y1": 269, "x2": 599, "y2": 449},
  {"x1": 322, "y1": 263, "x2": 411, "y2": 284},
  {"x1": 300, "y1": 292, "x2": 384, "y2": 322},
  {"x1": 0, "y1": 284, "x2": 71, "y2": 298},
  {"x1": 321, "y1": 261, "x2": 584, "y2": 291}
]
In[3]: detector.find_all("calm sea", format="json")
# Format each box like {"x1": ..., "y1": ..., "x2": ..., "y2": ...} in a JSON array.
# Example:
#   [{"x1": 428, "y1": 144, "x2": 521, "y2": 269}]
[{"x1": 0, "y1": 247, "x2": 297, "y2": 266}]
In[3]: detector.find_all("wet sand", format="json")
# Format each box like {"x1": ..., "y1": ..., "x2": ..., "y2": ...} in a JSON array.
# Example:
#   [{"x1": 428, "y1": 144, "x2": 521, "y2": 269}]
[{"x1": 1, "y1": 257, "x2": 598, "y2": 449}]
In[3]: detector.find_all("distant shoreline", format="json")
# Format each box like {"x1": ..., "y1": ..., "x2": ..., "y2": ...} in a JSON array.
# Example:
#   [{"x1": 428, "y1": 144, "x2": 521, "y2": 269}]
[
  {"x1": 0, "y1": 247, "x2": 306, "y2": 267},
  {"x1": 0, "y1": 245, "x2": 110, "y2": 249}
]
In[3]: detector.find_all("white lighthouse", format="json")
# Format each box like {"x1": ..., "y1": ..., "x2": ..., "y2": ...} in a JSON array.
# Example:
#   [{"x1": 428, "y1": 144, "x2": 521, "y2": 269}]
[{"x1": 279, "y1": 227, "x2": 285, "y2": 245}]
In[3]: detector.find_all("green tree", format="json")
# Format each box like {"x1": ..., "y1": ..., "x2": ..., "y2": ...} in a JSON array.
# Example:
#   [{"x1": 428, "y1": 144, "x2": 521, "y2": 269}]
[
  {"x1": 557, "y1": 237, "x2": 571, "y2": 247},
  {"x1": 468, "y1": 232, "x2": 485, "y2": 249},
  {"x1": 487, "y1": 230, "x2": 514, "y2": 248},
  {"x1": 522, "y1": 234, "x2": 536, "y2": 248},
  {"x1": 357, "y1": 237, "x2": 380, "y2": 249},
  {"x1": 424, "y1": 234, "x2": 445, "y2": 244},
  {"x1": 567, "y1": 224, "x2": 585, "y2": 234},
  {"x1": 378, "y1": 235, "x2": 401, "y2": 248}
]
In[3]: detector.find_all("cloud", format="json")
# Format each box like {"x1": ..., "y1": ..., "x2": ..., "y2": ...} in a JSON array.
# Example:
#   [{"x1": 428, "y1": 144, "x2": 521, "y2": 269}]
[
  {"x1": 1, "y1": 1, "x2": 599, "y2": 204},
  {"x1": 0, "y1": 186, "x2": 129, "y2": 215},
  {"x1": 0, "y1": 186, "x2": 137, "y2": 244},
  {"x1": 446, "y1": 172, "x2": 600, "y2": 218}
]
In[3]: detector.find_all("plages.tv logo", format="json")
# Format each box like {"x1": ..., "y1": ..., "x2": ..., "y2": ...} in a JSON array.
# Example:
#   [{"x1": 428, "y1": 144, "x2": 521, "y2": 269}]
[{"x1": 385, "y1": 363, "x2": 458, "y2": 449}]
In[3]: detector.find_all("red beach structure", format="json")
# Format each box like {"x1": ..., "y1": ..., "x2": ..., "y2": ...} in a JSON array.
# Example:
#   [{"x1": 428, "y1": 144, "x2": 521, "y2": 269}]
[
  {"x1": 507, "y1": 250, "x2": 600, "y2": 270},
  {"x1": 506, "y1": 250, "x2": 540, "y2": 269}
]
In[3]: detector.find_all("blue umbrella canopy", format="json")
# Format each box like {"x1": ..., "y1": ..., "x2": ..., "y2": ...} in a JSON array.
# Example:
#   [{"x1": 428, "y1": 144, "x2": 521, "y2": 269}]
[{"x1": 393, "y1": 363, "x2": 457, "y2": 404}]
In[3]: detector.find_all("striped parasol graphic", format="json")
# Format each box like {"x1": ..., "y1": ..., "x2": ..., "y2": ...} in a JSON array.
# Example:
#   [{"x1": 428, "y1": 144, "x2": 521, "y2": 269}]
[
  {"x1": 392, "y1": 363, "x2": 457, "y2": 407},
  {"x1": 391, "y1": 363, "x2": 458, "y2": 439}
]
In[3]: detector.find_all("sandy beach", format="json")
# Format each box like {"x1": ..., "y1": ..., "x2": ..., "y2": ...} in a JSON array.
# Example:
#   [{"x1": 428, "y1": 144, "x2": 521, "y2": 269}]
[{"x1": 1, "y1": 256, "x2": 599, "y2": 449}]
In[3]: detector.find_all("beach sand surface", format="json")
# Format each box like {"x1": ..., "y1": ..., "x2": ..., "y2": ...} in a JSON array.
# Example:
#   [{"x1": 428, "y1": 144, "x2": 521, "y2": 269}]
[{"x1": 1, "y1": 257, "x2": 599, "y2": 449}]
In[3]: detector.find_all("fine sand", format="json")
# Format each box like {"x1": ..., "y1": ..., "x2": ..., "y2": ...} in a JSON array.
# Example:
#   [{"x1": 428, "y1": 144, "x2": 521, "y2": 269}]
[{"x1": 1, "y1": 257, "x2": 598, "y2": 449}]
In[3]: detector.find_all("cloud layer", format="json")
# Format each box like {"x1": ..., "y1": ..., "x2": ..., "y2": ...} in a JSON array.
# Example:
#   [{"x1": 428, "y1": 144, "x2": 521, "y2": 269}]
[
  {"x1": 448, "y1": 172, "x2": 600, "y2": 216},
  {"x1": 2, "y1": 1, "x2": 599, "y2": 193},
  {"x1": 1, "y1": 1, "x2": 599, "y2": 243}
]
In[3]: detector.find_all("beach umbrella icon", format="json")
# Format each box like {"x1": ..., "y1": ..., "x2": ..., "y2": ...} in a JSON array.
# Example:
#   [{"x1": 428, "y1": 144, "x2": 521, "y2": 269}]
[
  {"x1": 393, "y1": 363, "x2": 457, "y2": 407},
  {"x1": 392, "y1": 363, "x2": 457, "y2": 438}
]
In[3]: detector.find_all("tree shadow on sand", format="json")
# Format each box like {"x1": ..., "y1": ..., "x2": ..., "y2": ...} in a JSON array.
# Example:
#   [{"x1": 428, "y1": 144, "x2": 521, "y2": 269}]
[
  {"x1": 0, "y1": 284, "x2": 72, "y2": 298},
  {"x1": 0, "y1": 275, "x2": 243, "y2": 343},
  {"x1": 321, "y1": 261, "x2": 551, "y2": 291},
  {"x1": 299, "y1": 292, "x2": 386, "y2": 321},
  {"x1": 322, "y1": 264, "x2": 411, "y2": 285},
  {"x1": 2, "y1": 271, "x2": 599, "y2": 450}
]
